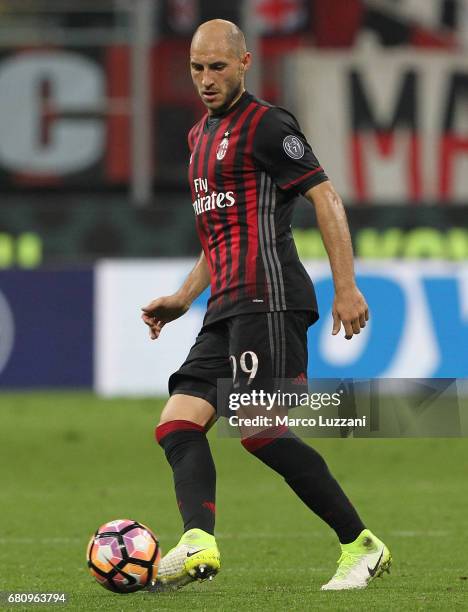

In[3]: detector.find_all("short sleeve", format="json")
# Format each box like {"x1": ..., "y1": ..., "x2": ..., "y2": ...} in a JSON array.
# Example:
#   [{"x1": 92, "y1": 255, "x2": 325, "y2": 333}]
[{"x1": 253, "y1": 107, "x2": 328, "y2": 194}]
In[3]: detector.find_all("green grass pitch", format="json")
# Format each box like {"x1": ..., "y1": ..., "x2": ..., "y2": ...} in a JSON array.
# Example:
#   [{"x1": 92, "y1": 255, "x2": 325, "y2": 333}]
[{"x1": 1, "y1": 392, "x2": 467, "y2": 611}]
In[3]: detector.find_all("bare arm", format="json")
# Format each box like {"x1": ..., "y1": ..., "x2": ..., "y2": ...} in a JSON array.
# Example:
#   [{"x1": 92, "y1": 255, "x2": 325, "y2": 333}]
[
  {"x1": 141, "y1": 250, "x2": 211, "y2": 340},
  {"x1": 173, "y1": 250, "x2": 211, "y2": 307},
  {"x1": 304, "y1": 180, "x2": 368, "y2": 339}
]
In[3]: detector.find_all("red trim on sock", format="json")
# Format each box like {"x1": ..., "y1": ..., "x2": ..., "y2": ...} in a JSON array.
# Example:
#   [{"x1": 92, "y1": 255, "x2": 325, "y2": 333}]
[
  {"x1": 156, "y1": 419, "x2": 205, "y2": 443},
  {"x1": 241, "y1": 425, "x2": 288, "y2": 453}
]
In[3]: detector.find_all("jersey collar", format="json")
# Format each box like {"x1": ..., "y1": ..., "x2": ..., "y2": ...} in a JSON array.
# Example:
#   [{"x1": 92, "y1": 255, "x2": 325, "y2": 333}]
[{"x1": 204, "y1": 90, "x2": 254, "y2": 130}]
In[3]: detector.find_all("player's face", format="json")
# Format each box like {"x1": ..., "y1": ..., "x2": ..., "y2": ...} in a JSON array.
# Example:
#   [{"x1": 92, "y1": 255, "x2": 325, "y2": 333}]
[{"x1": 190, "y1": 44, "x2": 250, "y2": 115}]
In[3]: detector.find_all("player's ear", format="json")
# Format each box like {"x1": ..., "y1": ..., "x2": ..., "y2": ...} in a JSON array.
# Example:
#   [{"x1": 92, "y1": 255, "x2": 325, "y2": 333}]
[{"x1": 241, "y1": 52, "x2": 251, "y2": 73}]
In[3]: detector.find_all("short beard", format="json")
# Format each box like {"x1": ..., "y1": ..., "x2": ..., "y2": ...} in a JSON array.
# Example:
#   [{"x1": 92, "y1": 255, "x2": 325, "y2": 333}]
[{"x1": 211, "y1": 82, "x2": 243, "y2": 116}]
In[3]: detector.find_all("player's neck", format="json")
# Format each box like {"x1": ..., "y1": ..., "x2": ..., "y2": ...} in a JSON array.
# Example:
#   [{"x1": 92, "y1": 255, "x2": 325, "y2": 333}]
[
  {"x1": 208, "y1": 87, "x2": 247, "y2": 118},
  {"x1": 226, "y1": 87, "x2": 246, "y2": 112}
]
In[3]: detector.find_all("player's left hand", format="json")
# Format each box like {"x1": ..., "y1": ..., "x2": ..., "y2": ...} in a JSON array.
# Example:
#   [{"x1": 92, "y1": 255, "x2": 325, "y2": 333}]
[{"x1": 332, "y1": 286, "x2": 369, "y2": 340}]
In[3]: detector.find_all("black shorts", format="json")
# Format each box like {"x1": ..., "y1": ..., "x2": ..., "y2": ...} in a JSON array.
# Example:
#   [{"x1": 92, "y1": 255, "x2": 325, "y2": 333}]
[{"x1": 169, "y1": 311, "x2": 312, "y2": 413}]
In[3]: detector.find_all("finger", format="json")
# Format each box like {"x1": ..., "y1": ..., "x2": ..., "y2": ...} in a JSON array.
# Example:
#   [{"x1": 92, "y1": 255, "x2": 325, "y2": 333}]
[
  {"x1": 149, "y1": 320, "x2": 165, "y2": 340},
  {"x1": 351, "y1": 318, "x2": 361, "y2": 335},
  {"x1": 146, "y1": 324, "x2": 157, "y2": 340},
  {"x1": 142, "y1": 313, "x2": 163, "y2": 327},
  {"x1": 141, "y1": 314, "x2": 162, "y2": 341},
  {"x1": 332, "y1": 310, "x2": 341, "y2": 335},
  {"x1": 151, "y1": 321, "x2": 162, "y2": 339},
  {"x1": 142, "y1": 314, "x2": 158, "y2": 329},
  {"x1": 343, "y1": 320, "x2": 354, "y2": 340},
  {"x1": 141, "y1": 301, "x2": 159, "y2": 314},
  {"x1": 365, "y1": 308, "x2": 369, "y2": 321},
  {"x1": 359, "y1": 312, "x2": 366, "y2": 328}
]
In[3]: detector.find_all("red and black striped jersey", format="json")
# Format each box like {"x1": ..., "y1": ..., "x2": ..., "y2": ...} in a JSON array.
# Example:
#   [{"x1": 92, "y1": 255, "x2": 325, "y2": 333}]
[{"x1": 188, "y1": 91, "x2": 328, "y2": 326}]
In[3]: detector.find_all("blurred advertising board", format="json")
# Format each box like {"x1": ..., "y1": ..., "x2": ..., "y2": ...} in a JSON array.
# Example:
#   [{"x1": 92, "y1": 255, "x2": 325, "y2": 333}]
[
  {"x1": 289, "y1": 51, "x2": 468, "y2": 204},
  {"x1": 0, "y1": 48, "x2": 110, "y2": 190},
  {"x1": 2, "y1": 46, "x2": 468, "y2": 203},
  {"x1": 95, "y1": 260, "x2": 468, "y2": 396},
  {"x1": 0, "y1": 269, "x2": 93, "y2": 388},
  {"x1": 0, "y1": 43, "x2": 199, "y2": 191}
]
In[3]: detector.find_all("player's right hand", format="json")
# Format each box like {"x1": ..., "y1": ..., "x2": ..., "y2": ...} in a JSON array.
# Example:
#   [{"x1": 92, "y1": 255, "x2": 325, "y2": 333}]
[{"x1": 141, "y1": 295, "x2": 189, "y2": 340}]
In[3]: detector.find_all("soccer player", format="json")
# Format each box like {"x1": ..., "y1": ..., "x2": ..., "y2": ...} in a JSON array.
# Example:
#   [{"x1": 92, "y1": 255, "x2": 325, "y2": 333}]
[{"x1": 142, "y1": 19, "x2": 392, "y2": 591}]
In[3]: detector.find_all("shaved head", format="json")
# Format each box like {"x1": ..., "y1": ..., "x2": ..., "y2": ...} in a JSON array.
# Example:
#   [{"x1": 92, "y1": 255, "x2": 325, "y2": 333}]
[
  {"x1": 189, "y1": 19, "x2": 251, "y2": 115},
  {"x1": 191, "y1": 19, "x2": 247, "y2": 59}
]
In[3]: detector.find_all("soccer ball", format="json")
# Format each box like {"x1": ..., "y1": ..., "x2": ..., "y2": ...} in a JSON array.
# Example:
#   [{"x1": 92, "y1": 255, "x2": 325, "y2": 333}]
[{"x1": 87, "y1": 519, "x2": 161, "y2": 593}]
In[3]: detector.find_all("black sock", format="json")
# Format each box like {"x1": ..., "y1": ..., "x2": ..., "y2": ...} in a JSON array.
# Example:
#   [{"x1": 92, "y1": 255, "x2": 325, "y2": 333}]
[
  {"x1": 242, "y1": 427, "x2": 365, "y2": 544},
  {"x1": 157, "y1": 420, "x2": 216, "y2": 535}
]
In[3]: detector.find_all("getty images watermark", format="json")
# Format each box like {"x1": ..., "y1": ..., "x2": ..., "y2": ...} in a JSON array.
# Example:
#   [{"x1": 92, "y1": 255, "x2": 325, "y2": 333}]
[
  {"x1": 226, "y1": 388, "x2": 362, "y2": 429},
  {"x1": 216, "y1": 378, "x2": 468, "y2": 438}
]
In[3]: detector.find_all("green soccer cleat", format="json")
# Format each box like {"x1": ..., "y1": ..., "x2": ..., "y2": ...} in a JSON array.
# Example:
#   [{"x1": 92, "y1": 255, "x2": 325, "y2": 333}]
[
  {"x1": 321, "y1": 529, "x2": 392, "y2": 591},
  {"x1": 149, "y1": 528, "x2": 220, "y2": 591}
]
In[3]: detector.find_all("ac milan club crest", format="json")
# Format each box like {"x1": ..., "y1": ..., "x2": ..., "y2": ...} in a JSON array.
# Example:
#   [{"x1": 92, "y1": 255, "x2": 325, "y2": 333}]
[{"x1": 216, "y1": 131, "x2": 230, "y2": 160}]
